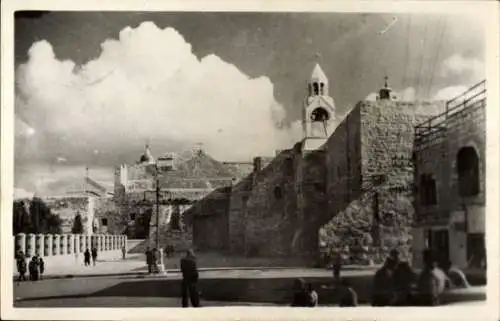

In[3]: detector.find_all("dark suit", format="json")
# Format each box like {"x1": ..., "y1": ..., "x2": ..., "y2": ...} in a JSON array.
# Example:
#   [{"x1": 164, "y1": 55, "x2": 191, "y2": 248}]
[{"x1": 180, "y1": 256, "x2": 200, "y2": 307}]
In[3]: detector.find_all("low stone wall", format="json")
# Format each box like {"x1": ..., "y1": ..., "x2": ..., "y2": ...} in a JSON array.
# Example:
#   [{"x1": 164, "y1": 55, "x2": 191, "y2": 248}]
[{"x1": 13, "y1": 233, "x2": 127, "y2": 268}]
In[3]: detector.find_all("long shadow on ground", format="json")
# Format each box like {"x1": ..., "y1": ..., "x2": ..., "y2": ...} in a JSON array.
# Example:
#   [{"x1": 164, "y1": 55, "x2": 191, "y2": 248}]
[{"x1": 15, "y1": 271, "x2": 487, "y2": 307}]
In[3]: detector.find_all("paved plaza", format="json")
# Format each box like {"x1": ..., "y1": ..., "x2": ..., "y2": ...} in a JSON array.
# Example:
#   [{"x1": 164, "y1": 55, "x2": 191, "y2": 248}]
[{"x1": 13, "y1": 272, "x2": 487, "y2": 308}]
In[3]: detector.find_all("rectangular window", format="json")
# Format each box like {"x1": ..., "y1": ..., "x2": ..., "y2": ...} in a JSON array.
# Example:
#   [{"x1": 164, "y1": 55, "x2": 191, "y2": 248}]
[
  {"x1": 130, "y1": 213, "x2": 136, "y2": 221},
  {"x1": 101, "y1": 218, "x2": 108, "y2": 226},
  {"x1": 420, "y1": 174, "x2": 438, "y2": 205}
]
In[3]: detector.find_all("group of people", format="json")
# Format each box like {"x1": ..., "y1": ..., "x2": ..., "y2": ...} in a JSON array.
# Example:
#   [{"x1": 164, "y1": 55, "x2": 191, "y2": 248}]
[
  {"x1": 292, "y1": 248, "x2": 466, "y2": 307},
  {"x1": 291, "y1": 277, "x2": 358, "y2": 307},
  {"x1": 371, "y1": 248, "x2": 456, "y2": 306},
  {"x1": 16, "y1": 251, "x2": 45, "y2": 282},
  {"x1": 140, "y1": 245, "x2": 466, "y2": 308},
  {"x1": 83, "y1": 247, "x2": 98, "y2": 266}
]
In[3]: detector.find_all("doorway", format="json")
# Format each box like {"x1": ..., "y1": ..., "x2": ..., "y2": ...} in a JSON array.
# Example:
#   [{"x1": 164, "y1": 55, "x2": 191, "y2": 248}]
[
  {"x1": 467, "y1": 233, "x2": 486, "y2": 268},
  {"x1": 425, "y1": 229, "x2": 450, "y2": 268}
]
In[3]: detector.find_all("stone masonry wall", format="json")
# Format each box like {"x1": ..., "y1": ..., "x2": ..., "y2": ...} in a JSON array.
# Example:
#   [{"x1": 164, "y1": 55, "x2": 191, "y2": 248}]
[
  {"x1": 94, "y1": 196, "x2": 123, "y2": 234},
  {"x1": 43, "y1": 196, "x2": 93, "y2": 234},
  {"x1": 414, "y1": 101, "x2": 486, "y2": 225},
  {"x1": 324, "y1": 106, "x2": 363, "y2": 222},
  {"x1": 187, "y1": 187, "x2": 232, "y2": 252},
  {"x1": 294, "y1": 149, "x2": 328, "y2": 259},
  {"x1": 244, "y1": 150, "x2": 298, "y2": 258},
  {"x1": 413, "y1": 137, "x2": 450, "y2": 226},
  {"x1": 228, "y1": 176, "x2": 253, "y2": 254},
  {"x1": 446, "y1": 105, "x2": 486, "y2": 212},
  {"x1": 321, "y1": 100, "x2": 446, "y2": 263}
]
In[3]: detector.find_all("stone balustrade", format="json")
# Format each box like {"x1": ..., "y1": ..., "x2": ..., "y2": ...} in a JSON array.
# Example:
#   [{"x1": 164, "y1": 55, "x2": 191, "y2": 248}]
[{"x1": 13, "y1": 233, "x2": 127, "y2": 260}]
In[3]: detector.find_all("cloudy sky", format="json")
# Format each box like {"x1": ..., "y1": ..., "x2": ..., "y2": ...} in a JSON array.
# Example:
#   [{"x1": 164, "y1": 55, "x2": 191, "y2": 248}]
[{"x1": 14, "y1": 10, "x2": 485, "y2": 195}]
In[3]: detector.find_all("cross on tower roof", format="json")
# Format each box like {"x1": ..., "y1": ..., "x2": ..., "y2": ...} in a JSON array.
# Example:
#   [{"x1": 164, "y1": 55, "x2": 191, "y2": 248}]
[{"x1": 384, "y1": 76, "x2": 389, "y2": 88}]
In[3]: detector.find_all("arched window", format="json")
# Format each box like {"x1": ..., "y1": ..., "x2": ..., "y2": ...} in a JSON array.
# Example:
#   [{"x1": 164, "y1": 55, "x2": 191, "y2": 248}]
[
  {"x1": 320, "y1": 82, "x2": 325, "y2": 95},
  {"x1": 457, "y1": 147, "x2": 480, "y2": 197},
  {"x1": 313, "y1": 82, "x2": 319, "y2": 95}
]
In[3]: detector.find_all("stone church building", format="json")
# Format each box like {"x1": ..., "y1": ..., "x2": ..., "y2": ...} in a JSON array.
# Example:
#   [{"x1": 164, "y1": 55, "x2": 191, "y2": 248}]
[{"x1": 188, "y1": 64, "x2": 448, "y2": 265}]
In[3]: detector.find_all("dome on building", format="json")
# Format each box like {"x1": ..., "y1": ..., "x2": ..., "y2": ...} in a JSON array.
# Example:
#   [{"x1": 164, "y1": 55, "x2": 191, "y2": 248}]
[{"x1": 139, "y1": 144, "x2": 155, "y2": 164}]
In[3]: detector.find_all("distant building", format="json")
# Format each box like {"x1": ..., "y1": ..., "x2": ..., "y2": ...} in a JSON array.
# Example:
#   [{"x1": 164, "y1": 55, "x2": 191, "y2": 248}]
[
  {"x1": 20, "y1": 171, "x2": 114, "y2": 235},
  {"x1": 113, "y1": 145, "x2": 253, "y2": 248},
  {"x1": 412, "y1": 80, "x2": 486, "y2": 270}
]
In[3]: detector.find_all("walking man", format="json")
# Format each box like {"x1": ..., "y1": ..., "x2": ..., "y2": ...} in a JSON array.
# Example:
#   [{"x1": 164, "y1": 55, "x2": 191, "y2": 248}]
[{"x1": 180, "y1": 249, "x2": 200, "y2": 307}]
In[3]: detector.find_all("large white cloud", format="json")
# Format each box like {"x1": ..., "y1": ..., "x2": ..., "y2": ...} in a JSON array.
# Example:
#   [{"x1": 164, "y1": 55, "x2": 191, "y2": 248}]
[
  {"x1": 16, "y1": 22, "x2": 299, "y2": 165},
  {"x1": 432, "y1": 85, "x2": 468, "y2": 101},
  {"x1": 440, "y1": 54, "x2": 484, "y2": 82},
  {"x1": 432, "y1": 54, "x2": 485, "y2": 101}
]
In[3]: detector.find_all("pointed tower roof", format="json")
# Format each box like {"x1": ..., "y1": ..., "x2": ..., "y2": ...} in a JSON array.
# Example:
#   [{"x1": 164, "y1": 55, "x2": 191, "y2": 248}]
[{"x1": 310, "y1": 63, "x2": 328, "y2": 84}]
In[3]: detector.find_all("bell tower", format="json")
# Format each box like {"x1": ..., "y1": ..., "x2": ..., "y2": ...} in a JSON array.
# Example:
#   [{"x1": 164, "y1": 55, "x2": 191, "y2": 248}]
[{"x1": 302, "y1": 63, "x2": 336, "y2": 151}]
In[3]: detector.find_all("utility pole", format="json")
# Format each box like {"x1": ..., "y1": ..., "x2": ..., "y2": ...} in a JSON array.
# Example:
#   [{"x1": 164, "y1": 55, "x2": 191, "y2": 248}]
[{"x1": 155, "y1": 163, "x2": 160, "y2": 251}]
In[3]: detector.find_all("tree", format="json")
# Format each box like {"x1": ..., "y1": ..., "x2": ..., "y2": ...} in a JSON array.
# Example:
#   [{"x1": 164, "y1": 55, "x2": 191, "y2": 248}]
[
  {"x1": 12, "y1": 198, "x2": 62, "y2": 235},
  {"x1": 71, "y1": 213, "x2": 84, "y2": 234},
  {"x1": 13, "y1": 200, "x2": 30, "y2": 235}
]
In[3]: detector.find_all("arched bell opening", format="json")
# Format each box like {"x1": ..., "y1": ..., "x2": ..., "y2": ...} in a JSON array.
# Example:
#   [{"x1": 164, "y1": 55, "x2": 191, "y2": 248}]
[{"x1": 310, "y1": 107, "x2": 330, "y2": 122}]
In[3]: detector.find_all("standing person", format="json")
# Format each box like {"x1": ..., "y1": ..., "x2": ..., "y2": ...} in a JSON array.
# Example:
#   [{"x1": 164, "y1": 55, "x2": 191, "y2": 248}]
[
  {"x1": 416, "y1": 249, "x2": 442, "y2": 306},
  {"x1": 122, "y1": 245, "x2": 127, "y2": 260},
  {"x1": 38, "y1": 256, "x2": 45, "y2": 280},
  {"x1": 180, "y1": 249, "x2": 200, "y2": 308},
  {"x1": 16, "y1": 251, "x2": 27, "y2": 282},
  {"x1": 371, "y1": 253, "x2": 398, "y2": 306},
  {"x1": 392, "y1": 261, "x2": 416, "y2": 306},
  {"x1": 145, "y1": 247, "x2": 153, "y2": 274},
  {"x1": 28, "y1": 256, "x2": 39, "y2": 281},
  {"x1": 290, "y1": 278, "x2": 314, "y2": 307},
  {"x1": 84, "y1": 248, "x2": 91, "y2": 266},
  {"x1": 91, "y1": 247, "x2": 98, "y2": 266}
]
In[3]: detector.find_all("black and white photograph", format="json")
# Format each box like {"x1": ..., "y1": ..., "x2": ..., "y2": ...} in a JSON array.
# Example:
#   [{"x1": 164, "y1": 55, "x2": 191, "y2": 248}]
[{"x1": 1, "y1": 1, "x2": 499, "y2": 320}]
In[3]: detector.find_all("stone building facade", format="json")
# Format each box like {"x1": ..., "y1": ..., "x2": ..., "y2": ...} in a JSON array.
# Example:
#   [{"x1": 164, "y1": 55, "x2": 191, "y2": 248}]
[
  {"x1": 40, "y1": 175, "x2": 115, "y2": 235},
  {"x1": 189, "y1": 65, "x2": 447, "y2": 265},
  {"x1": 412, "y1": 80, "x2": 486, "y2": 270},
  {"x1": 113, "y1": 146, "x2": 252, "y2": 251}
]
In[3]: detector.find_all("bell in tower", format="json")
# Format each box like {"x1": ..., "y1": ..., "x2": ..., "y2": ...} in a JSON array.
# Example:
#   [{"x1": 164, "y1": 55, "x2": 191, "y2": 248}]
[{"x1": 302, "y1": 63, "x2": 336, "y2": 151}]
